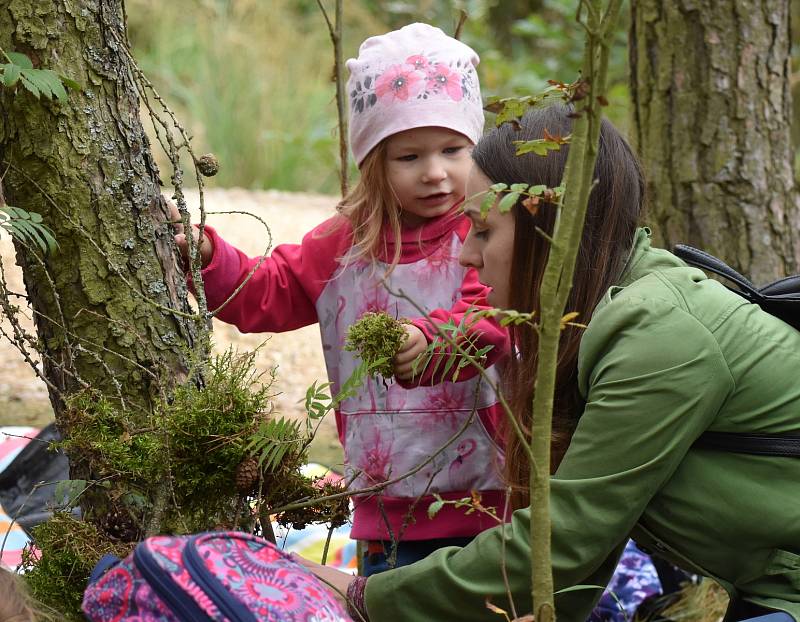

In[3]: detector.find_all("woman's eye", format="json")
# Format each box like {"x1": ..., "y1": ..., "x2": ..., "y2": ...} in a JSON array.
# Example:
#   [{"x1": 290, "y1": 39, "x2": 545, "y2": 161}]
[{"x1": 474, "y1": 229, "x2": 489, "y2": 240}]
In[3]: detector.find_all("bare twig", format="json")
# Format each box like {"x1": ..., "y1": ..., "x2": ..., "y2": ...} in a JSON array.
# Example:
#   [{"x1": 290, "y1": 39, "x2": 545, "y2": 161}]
[
  {"x1": 316, "y1": 0, "x2": 349, "y2": 196},
  {"x1": 454, "y1": 10, "x2": 468, "y2": 40}
]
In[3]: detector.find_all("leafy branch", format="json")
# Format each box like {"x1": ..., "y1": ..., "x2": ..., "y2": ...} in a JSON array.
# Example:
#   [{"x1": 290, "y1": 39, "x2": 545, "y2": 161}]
[
  {"x1": 246, "y1": 416, "x2": 303, "y2": 472},
  {"x1": 483, "y1": 76, "x2": 594, "y2": 130},
  {"x1": 0, "y1": 205, "x2": 58, "y2": 253},
  {"x1": 0, "y1": 49, "x2": 78, "y2": 102},
  {"x1": 525, "y1": 1, "x2": 624, "y2": 620},
  {"x1": 478, "y1": 182, "x2": 566, "y2": 219}
]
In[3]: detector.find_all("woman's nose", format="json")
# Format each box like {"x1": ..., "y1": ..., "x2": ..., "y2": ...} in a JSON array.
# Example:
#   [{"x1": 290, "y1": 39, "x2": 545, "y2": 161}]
[{"x1": 459, "y1": 236, "x2": 480, "y2": 268}]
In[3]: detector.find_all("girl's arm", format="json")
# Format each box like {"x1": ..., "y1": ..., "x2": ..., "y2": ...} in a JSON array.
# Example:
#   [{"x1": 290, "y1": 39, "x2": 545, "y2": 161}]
[
  {"x1": 398, "y1": 267, "x2": 510, "y2": 386},
  {"x1": 197, "y1": 218, "x2": 348, "y2": 334},
  {"x1": 366, "y1": 295, "x2": 732, "y2": 620}
]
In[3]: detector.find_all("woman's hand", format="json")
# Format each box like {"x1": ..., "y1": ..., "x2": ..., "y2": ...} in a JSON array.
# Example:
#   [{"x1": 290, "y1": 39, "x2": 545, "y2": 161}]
[
  {"x1": 167, "y1": 200, "x2": 214, "y2": 269},
  {"x1": 393, "y1": 324, "x2": 428, "y2": 380},
  {"x1": 293, "y1": 555, "x2": 356, "y2": 607}
]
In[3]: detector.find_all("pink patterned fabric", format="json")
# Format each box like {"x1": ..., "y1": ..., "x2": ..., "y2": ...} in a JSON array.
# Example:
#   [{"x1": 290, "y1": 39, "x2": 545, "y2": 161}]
[
  {"x1": 82, "y1": 532, "x2": 352, "y2": 622},
  {"x1": 346, "y1": 23, "x2": 484, "y2": 164}
]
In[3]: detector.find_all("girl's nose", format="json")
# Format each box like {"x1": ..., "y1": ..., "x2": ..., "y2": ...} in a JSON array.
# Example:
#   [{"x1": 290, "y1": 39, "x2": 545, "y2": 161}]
[{"x1": 421, "y1": 158, "x2": 447, "y2": 183}]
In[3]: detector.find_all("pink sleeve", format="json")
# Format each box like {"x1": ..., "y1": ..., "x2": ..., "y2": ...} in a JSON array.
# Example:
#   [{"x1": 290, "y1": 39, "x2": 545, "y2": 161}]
[
  {"x1": 402, "y1": 218, "x2": 509, "y2": 386},
  {"x1": 406, "y1": 268, "x2": 510, "y2": 386},
  {"x1": 197, "y1": 217, "x2": 349, "y2": 333}
]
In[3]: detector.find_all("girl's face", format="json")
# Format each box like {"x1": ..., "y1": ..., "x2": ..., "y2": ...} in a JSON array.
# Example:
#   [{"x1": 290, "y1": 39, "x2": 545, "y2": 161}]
[
  {"x1": 385, "y1": 127, "x2": 473, "y2": 227},
  {"x1": 459, "y1": 166, "x2": 516, "y2": 308}
]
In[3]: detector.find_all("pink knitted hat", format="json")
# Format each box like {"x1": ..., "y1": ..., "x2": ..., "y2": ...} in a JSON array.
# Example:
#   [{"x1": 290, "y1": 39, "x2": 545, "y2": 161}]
[{"x1": 346, "y1": 22, "x2": 484, "y2": 165}]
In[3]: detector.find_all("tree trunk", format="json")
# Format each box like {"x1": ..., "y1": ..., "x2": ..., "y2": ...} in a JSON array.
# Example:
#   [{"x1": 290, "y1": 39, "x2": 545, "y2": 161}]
[
  {"x1": 630, "y1": 0, "x2": 800, "y2": 283},
  {"x1": 0, "y1": 1, "x2": 197, "y2": 423}
]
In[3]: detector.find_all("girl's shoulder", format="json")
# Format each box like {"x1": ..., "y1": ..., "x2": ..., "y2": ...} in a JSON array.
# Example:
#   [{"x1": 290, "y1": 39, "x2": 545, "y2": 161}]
[{"x1": 305, "y1": 214, "x2": 354, "y2": 252}]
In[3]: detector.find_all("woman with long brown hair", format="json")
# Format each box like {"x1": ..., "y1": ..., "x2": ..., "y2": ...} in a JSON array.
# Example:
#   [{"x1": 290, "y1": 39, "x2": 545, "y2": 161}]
[{"x1": 305, "y1": 105, "x2": 800, "y2": 622}]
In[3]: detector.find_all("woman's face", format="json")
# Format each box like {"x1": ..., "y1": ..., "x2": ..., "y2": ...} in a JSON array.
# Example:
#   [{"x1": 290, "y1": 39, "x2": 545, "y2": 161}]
[{"x1": 459, "y1": 166, "x2": 516, "y2": 308}]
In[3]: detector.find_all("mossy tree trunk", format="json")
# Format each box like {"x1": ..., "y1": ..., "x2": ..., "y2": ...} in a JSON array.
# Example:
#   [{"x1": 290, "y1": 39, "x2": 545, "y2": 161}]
[
  {"x1": 0, "y1": 1, "x2": 198, "y2": 457},
  {"x1": 630, "y1": 0, "x2": 800, "y2": 283}
]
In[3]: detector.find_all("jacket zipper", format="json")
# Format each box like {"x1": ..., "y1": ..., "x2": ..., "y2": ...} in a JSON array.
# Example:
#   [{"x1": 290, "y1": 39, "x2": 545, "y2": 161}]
[
  {"x1": 183, "y1": 536, "x2": 257, "y2": 622},
  {"x1": 133, "y1": 544, "x2": 214, "y2": 621}
]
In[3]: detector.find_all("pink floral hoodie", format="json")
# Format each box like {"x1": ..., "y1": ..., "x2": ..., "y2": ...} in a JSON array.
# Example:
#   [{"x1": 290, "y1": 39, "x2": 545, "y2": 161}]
[{"x1": 198, "y1": 209, "x2": 509, "y2": 541}]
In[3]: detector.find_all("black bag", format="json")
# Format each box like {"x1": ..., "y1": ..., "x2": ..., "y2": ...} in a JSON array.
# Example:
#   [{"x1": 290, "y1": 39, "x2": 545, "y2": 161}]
[
  {"x1": 673, "y1": 245, "x2": 800, "y2": 331},
  {"x1": 672, "y1": 245, "x2": 800, "y2": 458}
]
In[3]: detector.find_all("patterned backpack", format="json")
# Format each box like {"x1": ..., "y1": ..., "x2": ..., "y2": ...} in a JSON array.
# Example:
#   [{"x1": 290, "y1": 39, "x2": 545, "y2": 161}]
[{"x1": 82, "y1": 531, "x2": 353, "y2": 621}]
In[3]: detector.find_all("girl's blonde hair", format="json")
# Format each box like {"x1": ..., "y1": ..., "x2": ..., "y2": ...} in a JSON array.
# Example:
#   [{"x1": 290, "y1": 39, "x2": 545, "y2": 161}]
[
  {"x1": 336, "y1": 140, "x2": 404, "y2": 274},
  {"x1": 0, "y1": 568, "x2": 38, "y2": 622}
]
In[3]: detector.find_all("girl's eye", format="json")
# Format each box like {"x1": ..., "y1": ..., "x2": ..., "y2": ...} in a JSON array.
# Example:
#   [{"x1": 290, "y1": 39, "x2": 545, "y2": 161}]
[
  {"x1": 397, "y1": 154, "x2": 417, "y2": 162},
  {"x1": 443, "y1": 146, "x2": 463, "y2": 155},
  {"x1": 473, "y1": 228, "x2": 489, "y2": 240}
]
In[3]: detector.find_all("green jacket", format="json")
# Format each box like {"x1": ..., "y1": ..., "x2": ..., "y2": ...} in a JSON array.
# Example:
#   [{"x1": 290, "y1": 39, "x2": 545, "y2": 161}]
[{"x1": 365, "y1": 229, "x2": 800, "y2": 621}]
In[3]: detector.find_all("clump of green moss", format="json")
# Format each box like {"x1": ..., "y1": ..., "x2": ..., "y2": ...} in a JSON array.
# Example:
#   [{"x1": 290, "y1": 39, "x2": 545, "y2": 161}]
[
  {"x1": 20, "y1": 512, "x2": 133, "y2": 621},
  {"x1": 345, "y1": 311, "x2": 408, "y2": 378},
  {"x1": 58, "y1": 349, "x2": 288, "y2": 534},
  {"x1": 161, "y1": 349, "x2": 275, "y2": 525}
]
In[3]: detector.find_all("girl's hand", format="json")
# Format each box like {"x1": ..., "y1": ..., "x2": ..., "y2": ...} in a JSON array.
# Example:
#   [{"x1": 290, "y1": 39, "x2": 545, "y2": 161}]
[
  {"x1": 393, "y1": 324, "x2": 428, "y2": 380},
  {"x1": 293, "y1": 555, "x2": 355, "y2": 607},
  {"x1": 167, "y1": 200, "x2": 214, "y2": 269}
]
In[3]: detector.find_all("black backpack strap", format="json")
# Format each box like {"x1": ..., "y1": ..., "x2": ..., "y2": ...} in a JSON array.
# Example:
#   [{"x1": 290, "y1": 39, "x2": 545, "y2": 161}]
[
  {"x1": 672, "y1": 244, "x2": 800, "y2": 458},
  {"x1": 694, "y1": 432, "x2": 800, "y2": 457},
  {"x1": 673, "y1": 244, "x2": 760, "y2": 297}
]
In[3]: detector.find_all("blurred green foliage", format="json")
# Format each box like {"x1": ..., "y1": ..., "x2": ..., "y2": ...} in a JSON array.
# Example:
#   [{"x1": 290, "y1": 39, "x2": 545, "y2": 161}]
[{"x1": 127, "y1": 0, "x2": 798, "y2": 192}]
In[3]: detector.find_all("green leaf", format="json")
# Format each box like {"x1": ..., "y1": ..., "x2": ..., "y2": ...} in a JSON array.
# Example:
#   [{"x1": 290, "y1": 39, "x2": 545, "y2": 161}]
[
  {"x1": 20, "y1": 69, "x2": 53, "y2": 99},
  {"x1": 122, "y1": 492, "x2": 149, "y2": 511},
  {"x1": 509, "y1": 183, "x2": 528, "y2": 193},
  {"x1": 495, "y1": 98, "x2": 527, "y2": 127},
  {"x1": 497, "y1": 192, "x2": 520, "y2": 212},
  {"x1": 427, "y1": 498, "x2": 445, "y2": 519},
  {"x1": 0, "y1": 205, "x2": 58, "y2": 253},
  {"x1": 54, "y1": 479, "x2": 88, "y2": 507},
  {"x1": 6, "y1": 52, "x2": 33, "y2": 69},
  {"x1": 479, "y1": 190, "x2": 496, "y2": 218},
  {"x1": 19, "y1": 74, "x2": 40, "y2": 99},
  {"x1": 2, "y1": 63, "x2": 20, "y2": 87},
  {"x1": 250, "y1": 416, "x2": 302, "y2": 472},
  {"x1": 37, "y1": 69, "x2": 68, "y2": 102},
  {"x1": 489, "y1": 182, "x2": 508, "y2": 192},
  {"x1": 60, "y1": 75, "x2": 81, "y2": 91},
  {"x1": 529, "y1": 185, "x2": 547, "y2": 195},
  {"x1": 554, "y1": 584, "x2": 606, "y2": 595}
]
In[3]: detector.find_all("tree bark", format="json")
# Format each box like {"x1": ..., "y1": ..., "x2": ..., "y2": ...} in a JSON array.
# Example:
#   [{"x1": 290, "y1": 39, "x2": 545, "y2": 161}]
[
  {"x1": 0, "y1": 0, "x2": 197, "y2": 418},
  {"x1": 630, "y1": 0, "x2": 800, "y2": 283}
]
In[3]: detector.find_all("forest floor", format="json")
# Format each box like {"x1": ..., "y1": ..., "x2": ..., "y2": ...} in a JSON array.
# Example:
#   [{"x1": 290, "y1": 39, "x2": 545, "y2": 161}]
[{"x1": 0, "y1": 187, "x2": 344, "y2": 467}]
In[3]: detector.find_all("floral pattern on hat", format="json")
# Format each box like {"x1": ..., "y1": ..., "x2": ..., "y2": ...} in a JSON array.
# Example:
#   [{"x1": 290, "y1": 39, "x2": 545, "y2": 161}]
[{"x1": 351, "y1": 53, "x2": 477, "y2": 114}]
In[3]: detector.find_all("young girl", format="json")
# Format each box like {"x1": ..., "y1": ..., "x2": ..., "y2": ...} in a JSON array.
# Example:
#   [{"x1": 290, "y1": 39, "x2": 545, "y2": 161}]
[{"x1": 174, "y1": 23, "x2": 509, "y2": 575}]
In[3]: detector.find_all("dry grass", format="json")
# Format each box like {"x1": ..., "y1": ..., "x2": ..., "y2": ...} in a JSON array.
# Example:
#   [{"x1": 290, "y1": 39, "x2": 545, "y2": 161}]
[{"x1": 658, "y1": 579, "x2": 729, "y2": 622}]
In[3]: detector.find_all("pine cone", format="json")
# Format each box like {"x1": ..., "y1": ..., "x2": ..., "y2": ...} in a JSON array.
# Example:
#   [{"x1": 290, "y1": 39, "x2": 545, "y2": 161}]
[
  {"x1": 196, "y1": 153, "x2": 220, "y2": 177},
  {"x1": 100, "y1": 507, "x2": 138, "y2": 542},
  {"x1": 235, "y1": 456, "x2": 261, "y2": 493}
]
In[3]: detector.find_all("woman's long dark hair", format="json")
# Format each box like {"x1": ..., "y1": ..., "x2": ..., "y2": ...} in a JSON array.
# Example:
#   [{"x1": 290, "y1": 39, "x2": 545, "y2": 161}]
[{"x1": 472, "y1": 106, "x2": 645, "y2": 505}]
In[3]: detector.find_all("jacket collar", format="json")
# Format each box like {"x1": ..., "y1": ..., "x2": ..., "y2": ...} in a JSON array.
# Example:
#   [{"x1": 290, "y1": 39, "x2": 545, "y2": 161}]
[{"x1": 617, "y1": 227, "x2": 686, "y2": 287}]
